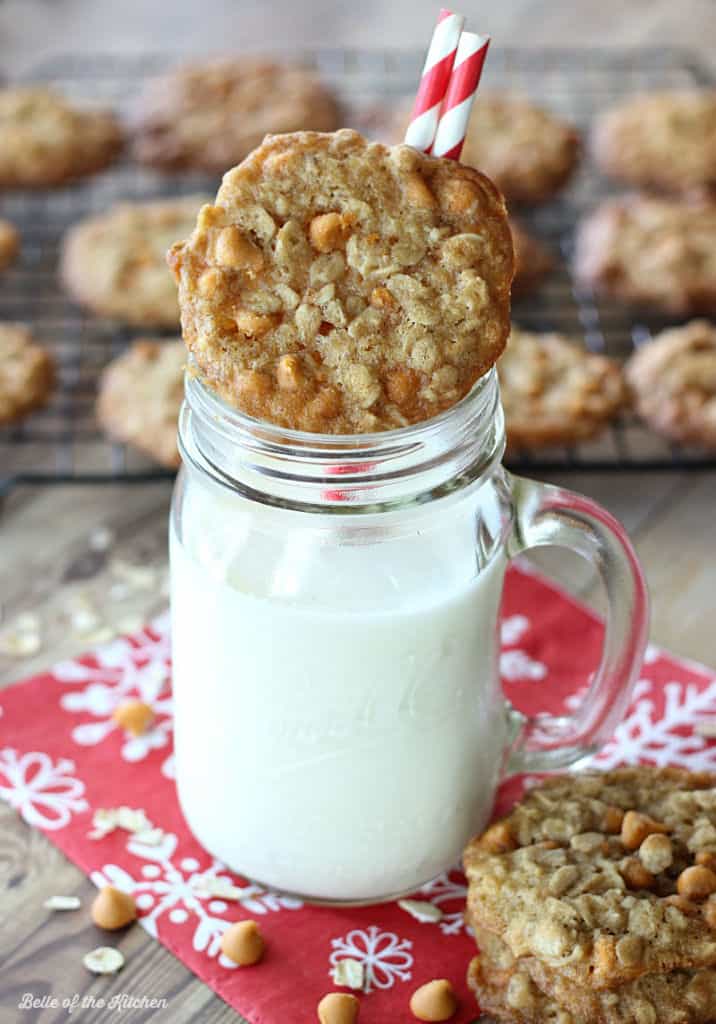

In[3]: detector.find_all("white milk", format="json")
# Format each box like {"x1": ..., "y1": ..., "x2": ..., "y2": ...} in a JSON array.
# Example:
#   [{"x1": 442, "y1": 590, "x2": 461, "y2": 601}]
[{"x1": 170, "y1": 484, "x2": 508, "y2": 901}]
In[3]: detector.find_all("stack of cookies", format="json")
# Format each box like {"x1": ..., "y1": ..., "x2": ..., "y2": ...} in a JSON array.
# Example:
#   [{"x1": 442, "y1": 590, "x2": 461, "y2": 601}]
[{"x1": 464, "y1": 767, "x2": 716, "y2": 1024}]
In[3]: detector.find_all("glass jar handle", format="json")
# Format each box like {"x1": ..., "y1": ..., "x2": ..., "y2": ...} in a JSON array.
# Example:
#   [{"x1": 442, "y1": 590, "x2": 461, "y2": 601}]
[{"x1": 504, "y1": 474, "x2": 649, "y2": 774}]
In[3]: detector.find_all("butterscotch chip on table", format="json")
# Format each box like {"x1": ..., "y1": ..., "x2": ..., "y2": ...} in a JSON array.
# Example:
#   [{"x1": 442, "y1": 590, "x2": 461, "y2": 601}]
[
  {"x1": 0, "y1": 324, "x2": 54, "y2": 425},
  {"x1": 91, "y1": 885, "x2": 137, "y2": 930},
  {"x1": 169, "y1": 129, "x2": 513, "y2": 434},
  {"x1": 97, "y1": 339, "x2": 184, "y2": 468},
  {"x1": 498, "y1": 327, "x2": 626, "y2": 448},
  {"x1": 464, "y1": 767, "x2": 716, "y2": 991},
  {"x1": 0, "y1": 88, "x2": 122, "y2": 186},
  {"x1": 317, "y1": 992, "x2": 360, "y2": 1024},
  {"x1": 0, "y1": 220, "x2": 19, "y2": 271},
  {"x1": 133, "y1": 58, "x2": 340, "y2": 173},
  {"x1": 592, "y1": 91, "x2": 716, "y2": 195},
  {"x1": 61, "y1": 196, "x2": 207, "y2": 327},
  {"x1": 509, "y1": 220, "x2": 555, "y2": 298},
  {"x1": 625, "y1": 320, "x2": 716, "y2": 449},
  {"x1": 409, "y1": 979, "x2": 458, "y2": 1021},
  {"x1": 468, "y1": 939, "x2": 716, "y2": 1024},
  {"x1": 574, "y1": 196, "x2": 716, "y2": 316},
  {"x1": 397, "y1": 96, "x2": 579, "y2": 204}
]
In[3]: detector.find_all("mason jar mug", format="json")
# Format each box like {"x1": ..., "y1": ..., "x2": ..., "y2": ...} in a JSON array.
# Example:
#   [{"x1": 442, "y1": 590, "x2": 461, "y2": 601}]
[{"x1": 170, "y1": 367, "x2": 648, "y2": 904}]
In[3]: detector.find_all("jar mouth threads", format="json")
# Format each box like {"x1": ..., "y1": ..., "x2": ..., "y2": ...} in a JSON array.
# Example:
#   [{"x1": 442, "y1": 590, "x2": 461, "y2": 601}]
[{"x1": 179, "y1": 364, "x2": 505, "y2": 513}]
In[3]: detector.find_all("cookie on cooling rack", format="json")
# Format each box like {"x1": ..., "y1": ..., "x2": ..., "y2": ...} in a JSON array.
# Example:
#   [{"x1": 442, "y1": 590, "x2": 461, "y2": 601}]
[
  {"x1": 168, "y1": 129, "x2": 514, "y2": 433},
  {"x1": 464, "y1": 766, "x2": 716, "y2": 993},
  {"x1": 60, "y1": 196, "x2": 208, "y2": 328},
  {"x1": 497, "y1": 326, "x2": 626, "y2": 448},
  {"x1": 575, "y1": 195, "x2": 716, "y2": 316},
  {"x1": 0, "y1": 220, "x2": 19, "y2": 271},
  {"x1": 396, "y1": 95, "x2": 580, "y2": 204},
  {"x1": 592, "y1": 91, "x2": 716, "y2": 195},
  {"x1": 97, "y1": 339, "x2": 185, "y2": 468},
  {"x1": 0, "y1": 324, "x2": 55, "y2": 424},
  {"x1": 133, "y1": 58, "x2": 340, "y2": 173},
  {"x1": 510, "y1": 220, "x2": 555, "y2": 298},
  {"x1": 0, "y1": 87, "x2": 122, "y2": 187},
  {"x1": 625, "y1": 319, "x2": 716, "y2": 449}
]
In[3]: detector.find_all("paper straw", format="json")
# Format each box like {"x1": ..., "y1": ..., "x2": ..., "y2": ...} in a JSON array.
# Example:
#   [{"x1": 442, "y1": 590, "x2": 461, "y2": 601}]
[
  {"x1": 432, "y1": 32, "x2": 490, "y2": 161},
  {"x1": 404, "y1": 8, "x2": 465, "y2": 153}
]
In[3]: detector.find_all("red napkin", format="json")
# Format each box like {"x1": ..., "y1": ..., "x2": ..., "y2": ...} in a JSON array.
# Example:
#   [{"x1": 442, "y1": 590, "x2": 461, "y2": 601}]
[{"x1": 1, "y1": 563, "x2": 715, "y2": 1023}]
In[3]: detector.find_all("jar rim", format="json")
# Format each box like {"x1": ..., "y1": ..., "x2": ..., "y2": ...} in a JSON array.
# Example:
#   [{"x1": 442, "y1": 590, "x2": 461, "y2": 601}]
[
  {"x1": 184, "y1": 360, "x2": 498, "y2": 456},
  {"x1": 179, "y1": 363, "x2": 505, "y2": 512}
]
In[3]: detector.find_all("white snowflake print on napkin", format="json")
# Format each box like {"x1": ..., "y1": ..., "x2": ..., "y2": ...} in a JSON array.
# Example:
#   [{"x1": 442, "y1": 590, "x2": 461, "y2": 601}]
[
  {"x1": 594, "y1": 676, "x2": 716, "y2": 771},
  {"x1": 499, "y1": 614, "x2": 547, "y2": 682},
  {"x1": 329, "y1": 927, "x2": 413, "y2": 992},
  {"x1": 91, "y1": 831, "x2": 302, "y2": 969},
  {"x1": 0, "y1": 748, "x2": 88, "y2": 830},
  {"x1": 54, "y1": 619, "x2": 173, "y2": 776},
  {"x1": 418, "y1": 871, "x2": 469, "y2": 936}
]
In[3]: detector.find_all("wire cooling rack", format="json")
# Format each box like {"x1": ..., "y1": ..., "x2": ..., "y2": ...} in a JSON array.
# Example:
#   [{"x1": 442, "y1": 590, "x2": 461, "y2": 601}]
[{"x1": 1, "y1": 48, "x2": 715, "y2": 490}]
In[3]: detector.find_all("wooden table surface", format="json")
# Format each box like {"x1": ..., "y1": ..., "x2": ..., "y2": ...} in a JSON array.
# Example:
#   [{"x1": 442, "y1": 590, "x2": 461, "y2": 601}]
[{"x1": 2, "y1": 1, "x2": 716, "y2": 1021}]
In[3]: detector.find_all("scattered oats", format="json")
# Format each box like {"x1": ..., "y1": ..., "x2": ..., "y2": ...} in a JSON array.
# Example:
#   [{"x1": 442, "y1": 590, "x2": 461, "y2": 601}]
[
  {"x1": 397, "y1": 899, "x2": 444, "y2": 924},
  {"x1": 89, "y1": 526, "x2": 115, "y2": 552},
  {"x1": 70, "y1": 607, "x2": 103, "y2": 634},
  {"x1": 83, "y1": 627, "x2": 116, "y2": 645},
  {"x1": 696, "y1": 720, "x2": 716, "y2": 738},
  {"x1": 332, "y1": 958, "x2": 365, "y2": 990},
  {"x1": 111, "y1": 560, "x2": 158, "y2": 590},
  {"x1": 88, "y1": 806, "x2": 153, "y2": 839},
  {"x1": 44, "y1": 895, "x2": 81, "y2": 911},
  {"x1": 115, "y1": 615, "x2": 144, "y2": 634},
  {"x1": 191, "y1": 877, "x2": 261, "y2": 901},
  {"x1": 0, "y1": 629, "x2": 41, "y2": 656},
  {"x1": 130, "y1": 827, "x2": 165, "y2": 847},
  {"x1": 15, "y1": 612, "x2": 40, "y2": 632},
  {"x1": 83, "y1": 946, "x2": 125, "y2": 975}
]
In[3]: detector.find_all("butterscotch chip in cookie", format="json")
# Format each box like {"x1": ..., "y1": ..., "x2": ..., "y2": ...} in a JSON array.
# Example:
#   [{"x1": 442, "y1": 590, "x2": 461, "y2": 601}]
[
  {"x1": 468, "y1": 937, "x2": 716, "y2": 1024},
  {"x1": 464, "y1": 767, "x2": 716, "y2": 991},
  {"x1": 169, "y1": 129, "x2": 513, "y2": 433},
  {"x1": 575, "y1": 196, "x2": 716, "y2": 315},
  {"x1": 510, "y1": 221, "x2": 555, "y2": 298},
  {"x1": 0, "y1": 220, "x2": 19, "y2": 271},
  {"x1": 498, "y1": 326, "x2": 626, "y2": 448},
  {"x1": 626, "y1": 320, "x2": 716, "y2": 449},
  {"x1": 0, "y1": 88, "x2": 122, "y2": 187},
  {"x1": 61, "y1": 196, "x2": 207, "y2": 327},
  {"x1": 134, "y1": 58, "x2": 340, "y2": 173},
  {"x1": 0, "y1": 324, "x2": 54, "y2": 425},
  {"x1": 398, "y1": 96, "x2": 579, "y2": 204},
  {"x1": 96, "y1": 339, "x2": 184, "y2": 468},
  {"x1": 592, "y1": 91, "x2": 716, "y2": 195}
]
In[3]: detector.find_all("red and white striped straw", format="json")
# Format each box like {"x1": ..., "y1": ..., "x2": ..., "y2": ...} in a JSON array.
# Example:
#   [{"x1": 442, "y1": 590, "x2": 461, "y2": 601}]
[
  {"x1": 403, "y1": 8, "x2": 465, "y2": 154},
  {"x1": 431, "y1": 31, "x2": 490, "y2": 161}
]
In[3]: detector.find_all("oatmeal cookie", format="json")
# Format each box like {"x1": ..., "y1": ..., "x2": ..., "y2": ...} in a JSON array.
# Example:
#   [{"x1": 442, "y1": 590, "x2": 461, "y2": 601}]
[
  {"x1": 96, "y1": 339, "x2": 184, "y2": 468},
  {"x1": 464, "y1": 767, "x2": 716, "y2": 990},
  {"x1": 169, "y1": 129, "x2": 514, "y2": 434},
  {"x1": 398, "y1": 96, "x2": 580, "y2": 204},
  {"x1": 0, "y1": 219, "x2": 19, "y2": 271},
  {"x1": 468, "y1": 945, "x2": 716, "y2": 1024},
  {"x1": 498, "y1": 327, "x2": 626, "y2": 448},
  {"x1": 592, "y1": 91, "x2": 716, "y2": 195},
  {"x1": 133, "y1": 58, "x2": 340, "y2": 173},
  {"x1": 574, "y1": 196, "x2": 716, "y2": 316},
  {"x1": 625, "y1": 320, "x2": 716, "y2": 449},
  {"x1": 0, "y1": 324, "x2": 54, "y2": 424},
  {"x1": 0, "y1": 88, "x2": 122, "y2": 187},
  {"x1": 61, "y1": 196, "x2": 207, "y2": 327},
  {"x1": 510, "y1": 221, "x2": 555, "y2": 298}
]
